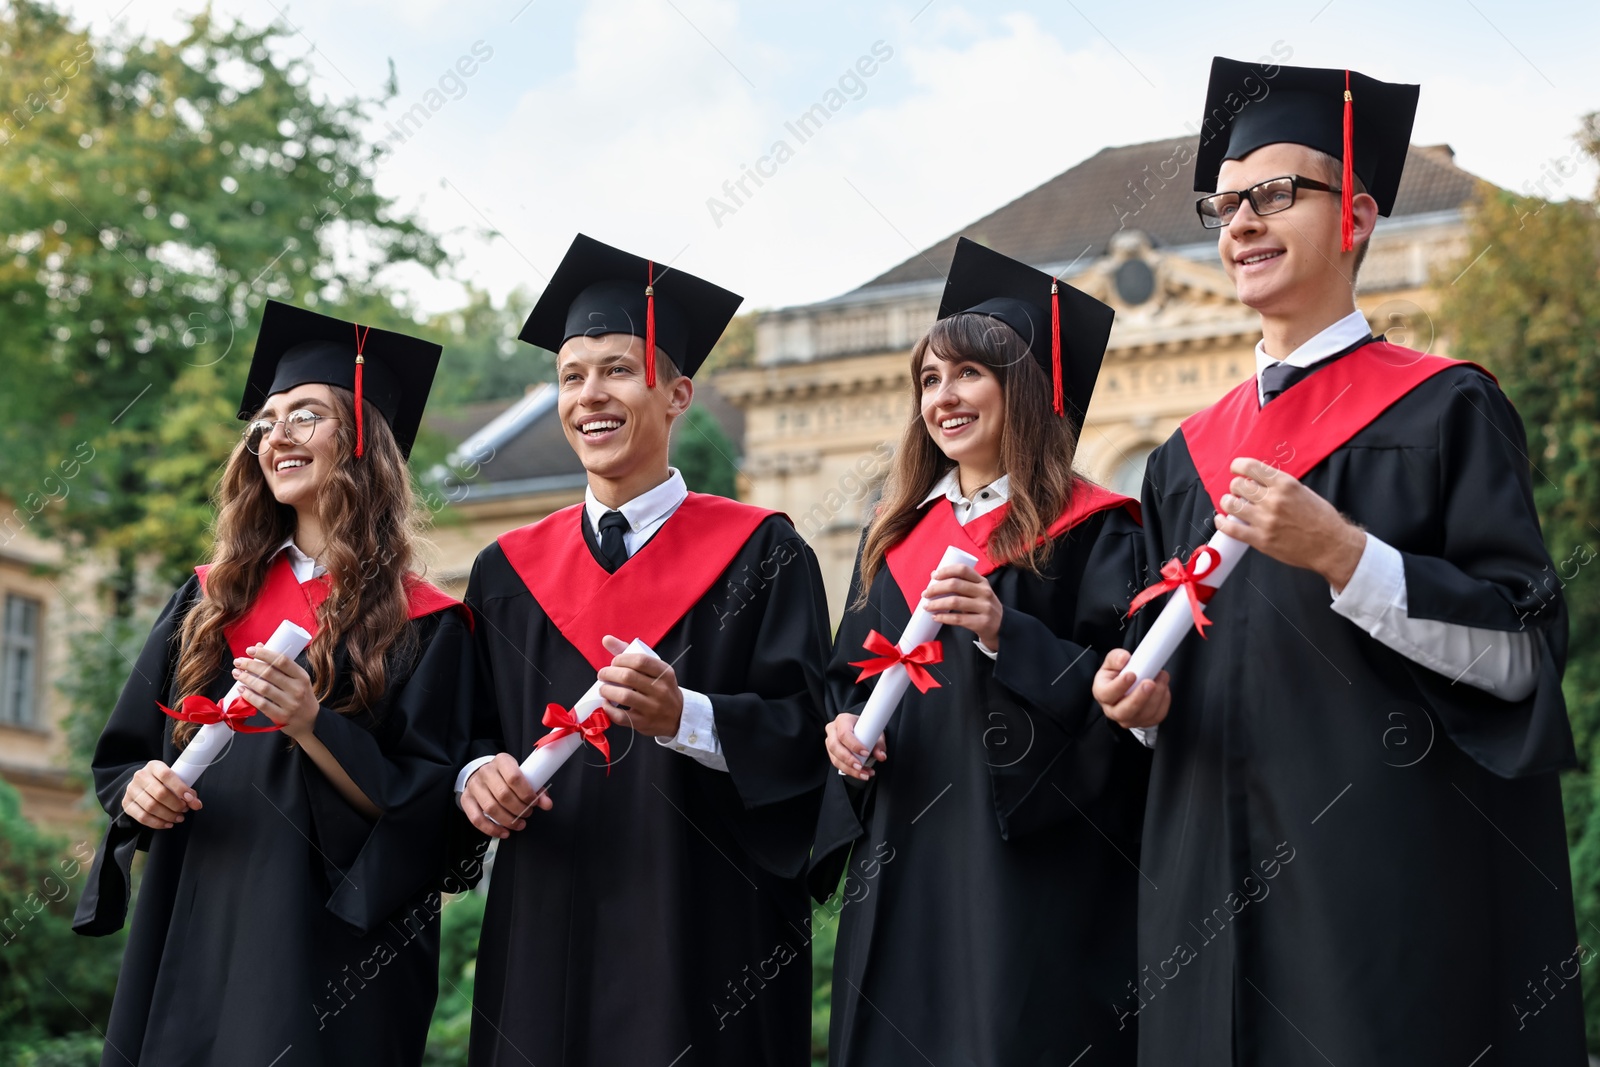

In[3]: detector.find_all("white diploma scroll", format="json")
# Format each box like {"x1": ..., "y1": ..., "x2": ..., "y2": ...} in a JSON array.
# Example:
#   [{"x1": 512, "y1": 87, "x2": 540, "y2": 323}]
[
  {"x1": 519, "y1": 638, "x2": 656, "y2": 794},
  {"x1": 171, "y1": 619, "x2": 314, "y2": 786},
  {"x1": 1122, "y1": 530, "x2": 1250, "y2": 684},
  {"x1": 851, "y1": 545, "x2": 981, "y2": 756}
]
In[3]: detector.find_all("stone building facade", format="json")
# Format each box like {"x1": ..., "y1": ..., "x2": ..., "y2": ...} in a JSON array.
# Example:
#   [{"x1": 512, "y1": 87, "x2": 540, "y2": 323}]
[{"x1": 712, "y1": 137, "x2": 1481, "y2": 621}]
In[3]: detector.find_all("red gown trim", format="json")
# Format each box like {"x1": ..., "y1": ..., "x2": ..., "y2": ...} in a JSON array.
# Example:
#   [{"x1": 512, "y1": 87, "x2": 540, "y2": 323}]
[
  {"x1": 1179, "y1": 342, "x2": 1490, "y2": 511},
  {"x1": 884, "y1": 480, "x2": 1138, "y2": 613},
  {"x1": 497, "y1": 493, "x2": 782, "y2": 671}
]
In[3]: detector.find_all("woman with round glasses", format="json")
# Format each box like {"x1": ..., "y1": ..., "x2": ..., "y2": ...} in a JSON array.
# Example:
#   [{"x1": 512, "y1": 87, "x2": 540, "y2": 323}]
[{"x1": 74, "y1": 301, "x2": 473, "y2": 1067}]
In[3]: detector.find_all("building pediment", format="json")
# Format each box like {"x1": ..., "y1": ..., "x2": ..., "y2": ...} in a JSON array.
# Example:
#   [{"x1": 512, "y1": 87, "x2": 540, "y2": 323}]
[{"x1": 1069, "y1": 230, "x2": 1261, "y2": 355}]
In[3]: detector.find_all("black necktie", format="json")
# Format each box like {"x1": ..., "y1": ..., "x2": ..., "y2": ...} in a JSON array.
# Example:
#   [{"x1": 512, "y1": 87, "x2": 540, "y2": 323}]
[
  {"x1": 597, "y1": 510, "x2": 630, "y2": 573},
  {"x1": 1259, "y1": 361, "x2": 1317, "y2": 406}
]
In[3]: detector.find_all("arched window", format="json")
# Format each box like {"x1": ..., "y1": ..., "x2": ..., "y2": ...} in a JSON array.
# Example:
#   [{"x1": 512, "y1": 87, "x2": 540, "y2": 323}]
[{"x1": 1109, "y1": 442, "x2": 1156, "y2": 498}]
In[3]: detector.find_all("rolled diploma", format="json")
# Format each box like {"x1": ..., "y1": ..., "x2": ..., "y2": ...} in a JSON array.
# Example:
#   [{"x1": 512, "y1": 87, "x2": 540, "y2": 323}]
[
  {"x1": 171, "y1": 620, "x2": 314, "y2": 786},
  {"x1": 851, "y1": 545, "x2": 981, "y2": 753},
  {"x1": 519, "y1": 638, "x2": 657, "y2": 794},
  {"x1": 1122, "y1": 530, "x2": 1250, "y2": 684}
]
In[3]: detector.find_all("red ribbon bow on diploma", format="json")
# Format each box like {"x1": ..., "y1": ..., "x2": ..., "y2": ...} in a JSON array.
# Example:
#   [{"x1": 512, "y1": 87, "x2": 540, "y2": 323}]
[
  {"x1": 533, "y1": 703, "x2": 613, "y2": 773},
  {"x1": 158, "y1": 695, "x2": 284, "y2": 733},
  {"x1": 1125, "y1": 545, "x2": 1224, "y2": 638},
  {"x1": 849, "y1": 630, "x2": 945, "y2": 694}
]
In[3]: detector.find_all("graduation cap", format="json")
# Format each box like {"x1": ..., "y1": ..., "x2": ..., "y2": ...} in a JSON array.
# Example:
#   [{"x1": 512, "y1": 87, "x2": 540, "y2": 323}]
[
  {"x1": 239, "y1": 300, "x2": 443, "y2": 459},
  {"x1": 518, "y1": 233, "x2": 743, "y2": 384},
  {"x1": 1194, "y1": 57, "x2": 1420, "y2": 251},
  {"x1": 936, "y1": 237, "x2": 1115, "y2": 425}
]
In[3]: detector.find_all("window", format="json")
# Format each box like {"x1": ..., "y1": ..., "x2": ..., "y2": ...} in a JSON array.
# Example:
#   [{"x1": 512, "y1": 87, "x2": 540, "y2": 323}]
[
  {"x1": 1, "y1": 593, "x2": 41, "y2": 727},
  {"x1": 1110, "y1": 443, "x2": 1157, "y2": 499}
]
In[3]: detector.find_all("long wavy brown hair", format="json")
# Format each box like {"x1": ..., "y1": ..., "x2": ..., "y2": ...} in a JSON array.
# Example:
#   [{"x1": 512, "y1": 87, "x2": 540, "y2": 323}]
[
  {"x1": 855, "y1": 313, "x2": 1082, "y2": 607},
  {"x1": 171, "y1": 384, "x2": 423, "y2": 747}
]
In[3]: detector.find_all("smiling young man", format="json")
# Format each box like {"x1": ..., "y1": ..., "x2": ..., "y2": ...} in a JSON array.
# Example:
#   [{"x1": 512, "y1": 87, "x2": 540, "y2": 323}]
[
  {"x1": 1093, "y1": 59, "x2": 1583, "y2": 1064},
  {"x1": 453, "y1": 234, "x2": 831, "y2": 1066}
]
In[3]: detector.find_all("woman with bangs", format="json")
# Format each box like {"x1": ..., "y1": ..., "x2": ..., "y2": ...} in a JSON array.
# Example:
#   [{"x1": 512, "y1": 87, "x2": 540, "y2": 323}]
[
  {"x1": 74, "y1": 301, "x2": 473, "y2": 1067},
  {"x1": 811, "y1": 239, "x2": 1153, "y2": 1066}
]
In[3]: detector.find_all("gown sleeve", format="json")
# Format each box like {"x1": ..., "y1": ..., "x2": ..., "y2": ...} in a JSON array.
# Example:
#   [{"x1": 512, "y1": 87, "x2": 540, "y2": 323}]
[
  {"x1": 1387, "y1": 369, "x2": 1574, "y2": 777},
  {"x1": 301, "y1": 606, "x2": 479, "y2": 935},
  {"x1": 983, "y1": 507, "x2": 1154, "y2": 841},
  {"x1": 73, "y1": 577, "x2": 203, "y2": 936},
  {"x1": 807, "y1": 534, "x2": 878, "y2": 901},
  {"x1": 696, "y1": 520, "x2": 833, "y2": 880},
  {"x1": 706, "y1": 523, "x2": 832, "y2": 807}
]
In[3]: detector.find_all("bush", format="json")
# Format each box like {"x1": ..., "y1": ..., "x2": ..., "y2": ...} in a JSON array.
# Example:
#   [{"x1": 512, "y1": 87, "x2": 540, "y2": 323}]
[
  {"x1": 422, "y1": 890, "x2": 487, "y2": 1066},
  {"x1": 2, "y1": 1033, "x2": 104, "y2": 1067},
  {"x1": 0, "y1": 777, "x2": 123, "y2": 1059}
]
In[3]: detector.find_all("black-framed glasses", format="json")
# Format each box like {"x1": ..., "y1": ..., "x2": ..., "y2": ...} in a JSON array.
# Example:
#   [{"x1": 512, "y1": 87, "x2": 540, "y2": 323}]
[
  {"x1": 243, "y1": 409, "x2": 339, "y2": 455},
  {"x1": 1195, "y1": 175, "x2": 1339, "y2": 229}
]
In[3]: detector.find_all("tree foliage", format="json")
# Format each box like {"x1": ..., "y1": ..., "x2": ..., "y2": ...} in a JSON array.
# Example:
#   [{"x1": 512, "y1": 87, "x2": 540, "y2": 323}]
[
  {"x1": 0, "y1": 777, "x2": 125, "y2": 1057},
  {"x1": 0, "y1": 1, "x2": 443, "y2": 602},
  {"x1": 672, "y1": 403, "x2": 741, "y2": 499},
  {"x1": 1438, "y1": 113, "x2": 1600, "y2": 1049}
]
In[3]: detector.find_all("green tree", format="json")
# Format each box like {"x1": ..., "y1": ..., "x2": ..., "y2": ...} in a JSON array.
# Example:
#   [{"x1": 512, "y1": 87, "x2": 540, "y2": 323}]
[
  {"x1": 426, "y1": 285, "x2": 552, "y2": 407},
  {"x1": 1437, "y1": 114, "x2": 1600, "y2": 1049},
  {"x1": 0, "y1": 777, "x2": 125, "y2": 1058},
  {"x1": 0, "y1": 2, "x2": 443, "y2": 605},
  {"x1": 700, "y1": 310, "x2": 757, "y2": 375},
  {"x1": 422, "y1": 890, "x2": 485, "y2": 1066},
  {"x1": 672, "y1": 403, "x2": 740, "y2": 498}
]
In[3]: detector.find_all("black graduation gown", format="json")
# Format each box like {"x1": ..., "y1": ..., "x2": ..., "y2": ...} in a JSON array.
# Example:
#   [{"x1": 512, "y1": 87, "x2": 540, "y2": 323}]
[
  {"x1": 810, "y1": 503, "x2": 1152, "y2": 1067},
  {"x1": 73, "y1": 575, "x2": 475, "y2": 1067},
  {"x1": 1128, "y1": 361, "x2": 1583, "y2": 1066},
  {"x1": 460, "y1": 510, "x2": 831, "y2": 1067}
]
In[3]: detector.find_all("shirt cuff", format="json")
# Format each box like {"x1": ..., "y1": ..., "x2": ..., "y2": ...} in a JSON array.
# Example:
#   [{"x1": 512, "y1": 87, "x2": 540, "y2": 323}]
[
  {"x1": 1329, "y1": 532, "x2": 1405, "y2": 625},
  {"x1": 973, "y1": 638, "x2": 998, "y2": 661},
  {"x1": 454, "y1": 754, "x2": 496, "y2": 806},
  {"x1": 655, "y1": 688, "x2": 728, "y2": 772},
  {"x1": 1130, "y1": 724, "x2": 1158, "y2": 748}
]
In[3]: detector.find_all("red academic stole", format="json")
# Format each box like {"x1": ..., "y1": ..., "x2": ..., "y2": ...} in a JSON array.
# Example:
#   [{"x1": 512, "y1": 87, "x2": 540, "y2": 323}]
[
  {"x1": 496, "y1": 493, "x2": 781, "y2": 672},
  {"x1": 194, "y1": 556, "x2": 466, "y2": 659},
  {"x1": 884, "y1": 481, "x2": 1139, "y2": 613},
  {"x1": 1180, "y1": 341, "x2": 1492, "y2": 510}
]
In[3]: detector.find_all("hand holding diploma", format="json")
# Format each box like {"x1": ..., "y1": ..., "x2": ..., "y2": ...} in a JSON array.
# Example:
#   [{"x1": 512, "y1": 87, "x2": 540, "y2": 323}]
[
  {"x1": 596, "y1": 634, "x2": 683, "y2": 738},
  {"x1": 523, "y1": 639, "x2": 658, "y2": 792},
  {"x1": 834, "y1": 546, "x2": 979, "y2": 779},
  {"x1": 462, "y1": 639, "x2": 657, "y2": 840},
  {"x1": 120, "y1": 760, "x2": 203, "y2": 830},
  {"x1": 167, "y1": 619, "x2": 313, "y2": 786},
  {"x1": 1215, "y1": 458, "x2": 1367, "y2": 591}
]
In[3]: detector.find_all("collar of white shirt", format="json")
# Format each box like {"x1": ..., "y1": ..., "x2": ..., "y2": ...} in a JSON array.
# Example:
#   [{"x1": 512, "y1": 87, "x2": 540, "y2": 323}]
[
  {"x1": 275, "y1": 537, "x2": 326, "y2": 582},
  {"x1": 1253, "y1": 309, "x2": 1371, "y2": 405},
  {"x1": 919, "y1": 468, "x2": 1011, "y2": 526},
  {"x1": 583, "y1": 468, "x2": 689, "y2": 543}
]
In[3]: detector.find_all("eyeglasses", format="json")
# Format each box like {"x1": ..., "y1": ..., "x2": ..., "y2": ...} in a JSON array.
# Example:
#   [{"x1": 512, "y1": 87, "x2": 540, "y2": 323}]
[
  {"x1": 1195, "y1": 175, "x2": 1339, "y2": 229},
  {"x1": 243, "y1": 409, "x2": 339, "y2": 455}
]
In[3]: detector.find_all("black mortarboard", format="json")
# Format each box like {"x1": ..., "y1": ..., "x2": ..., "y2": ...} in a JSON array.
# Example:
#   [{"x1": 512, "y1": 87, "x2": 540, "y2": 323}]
[
  {"x1": 1194, "y1": 57, "x2": 1420, "y2": 250},
  {"x1": 239, "y1": 300, "x2": 443, "y2": 459},
  {"x1": 518, "y1": 233, "x2": 743, "y2": 383},
  {"x1": 936, "y1": 237, "x2": 1115, "y2": 426}
]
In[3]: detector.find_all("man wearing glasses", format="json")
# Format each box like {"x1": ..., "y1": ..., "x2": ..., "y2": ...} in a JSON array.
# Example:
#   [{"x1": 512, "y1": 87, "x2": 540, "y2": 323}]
[{"x1": 1094, "y1": 58, "x2": 1583, "y2": 1064}]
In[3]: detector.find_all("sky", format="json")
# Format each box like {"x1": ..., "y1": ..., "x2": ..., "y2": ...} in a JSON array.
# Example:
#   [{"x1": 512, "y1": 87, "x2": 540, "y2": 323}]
[{"x1": 55, "y1": 0, "x2": 1600, "y2": 317}]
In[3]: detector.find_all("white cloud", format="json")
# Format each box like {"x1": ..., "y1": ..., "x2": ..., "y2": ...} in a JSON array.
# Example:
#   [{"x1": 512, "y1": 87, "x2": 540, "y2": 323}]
[{"x1": 391, "y1": 8, "x2": 1186, "y2": 313}]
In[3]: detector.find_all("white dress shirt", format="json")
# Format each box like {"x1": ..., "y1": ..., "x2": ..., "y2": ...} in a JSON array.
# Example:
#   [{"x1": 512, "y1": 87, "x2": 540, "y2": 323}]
[
  {"x1": 920, "y1": 469, "x2": 1008, "y2": 660},
  {"x1": 455, "y1": 468, "x2": 726, "y2": 797},
  {"x1": 279, "y1": 538, "x2": 326, "y2": 582},
  {"x1": 1133, "y1": 311, "x2": 1541, "y2": 749}
]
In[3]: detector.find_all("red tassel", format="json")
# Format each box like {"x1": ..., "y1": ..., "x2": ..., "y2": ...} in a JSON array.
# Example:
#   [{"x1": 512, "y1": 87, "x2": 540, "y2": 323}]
[
  {"x1": 1341, "y1": 70, "x2": 1355, "y2": 253},
  {"x1": 1050, "y1": 279, "x2": 1064, "y2": 417},
  {"x1": 644, "y1": 261, "x2": 657, "y2": 389},
  {"x1": 353, "y1": 324, "x2": 370, "y2": 458}
]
